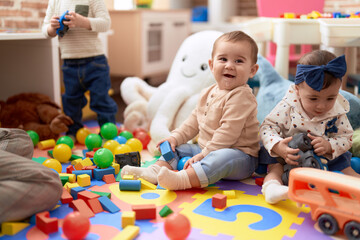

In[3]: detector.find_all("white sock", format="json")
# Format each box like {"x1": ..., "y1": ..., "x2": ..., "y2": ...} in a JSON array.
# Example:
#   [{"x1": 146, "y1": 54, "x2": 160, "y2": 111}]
[
  {"x1": 261, "y1": 179, "x2": 289, "y2": 204},
  {"x1": 157, "y1": 167, "x2": 192, "y2": 190},
  {"x1": 121, "y1": 164, "x2": 161, "y2": 184}
]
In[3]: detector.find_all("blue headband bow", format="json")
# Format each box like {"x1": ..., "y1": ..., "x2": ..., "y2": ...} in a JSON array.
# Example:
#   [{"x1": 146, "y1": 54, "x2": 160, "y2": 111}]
[{"x1": 294, "y1": 55, "x2": 347, "y2": 91}]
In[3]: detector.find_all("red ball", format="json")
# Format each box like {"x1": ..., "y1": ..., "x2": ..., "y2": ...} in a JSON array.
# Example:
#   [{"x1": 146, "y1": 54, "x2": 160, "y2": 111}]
[
  {"x1": 164, "y1": 213, "x2": 191, "y2": 240},
  {"x1": 132, "y1": 127, "x2": 147, "y2": 136},
  {"x1": 62, "y1": 212, "x2": 90, "y2": 240},
  {"x1": 134, "y1": 131, "x2": 151, "y2": 149}
]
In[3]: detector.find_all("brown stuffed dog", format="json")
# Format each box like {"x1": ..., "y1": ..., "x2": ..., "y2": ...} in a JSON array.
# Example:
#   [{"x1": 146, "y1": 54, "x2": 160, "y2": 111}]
[{"x1": 0, "y1": 93, "x2": 73, "y2": 141}]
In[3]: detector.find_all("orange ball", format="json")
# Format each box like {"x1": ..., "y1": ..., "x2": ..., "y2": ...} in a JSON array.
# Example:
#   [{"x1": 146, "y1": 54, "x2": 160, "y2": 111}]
[{"x1": 76, "y1": 128, "x2": 91, "y2": 145}]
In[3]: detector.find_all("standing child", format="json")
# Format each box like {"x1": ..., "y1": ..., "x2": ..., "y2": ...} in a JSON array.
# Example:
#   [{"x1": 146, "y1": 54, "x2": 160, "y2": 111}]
[
  {"x1": 122, "y1": 31, "x2": 260, "y2": 190},
  {"x1": 260, "y1": 50, "x2": 360, "y2": 204},
  {"x1": 42, "y1": 0, "x2": 118, "y2": 138}
]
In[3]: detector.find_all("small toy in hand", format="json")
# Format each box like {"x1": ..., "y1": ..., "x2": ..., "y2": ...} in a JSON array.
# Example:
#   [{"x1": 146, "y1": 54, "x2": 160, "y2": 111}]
[
  {"x1": 160, "y1": 141, "x2": 175, "y2": 161},
  {"x1": 57, "y1": 10, "x2": 70, "y2": 37},
  {"x1": 282, "y1": 132, "x2": 329, "y2": 185}
]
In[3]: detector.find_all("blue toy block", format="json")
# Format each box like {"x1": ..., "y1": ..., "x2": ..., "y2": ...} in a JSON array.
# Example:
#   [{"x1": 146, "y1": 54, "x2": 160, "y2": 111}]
[
  {"x1": 119, "y1": 180, "x2": 141, "y2": 191},
  {"x1": 56, "y1": 10, "x2": 69, "y2": 37},
  {"x1": 351, "y1": 157, "x2": 360, "y2": 174},
  {"x1": 72, "y1": 170, "x2": 93, "y2": 179},
  {"x1": 160, "y1": 141, "x2": 174, "y2": 161},
  {"x1": 70, "y1": 186, "x2": 86, "y2": 200},
  {"x1": 93, "y1": 167, "x2": 115, "y2": 181},
  {"x1": 98, "y1": 196, "x2": 120, "y2": 213}
]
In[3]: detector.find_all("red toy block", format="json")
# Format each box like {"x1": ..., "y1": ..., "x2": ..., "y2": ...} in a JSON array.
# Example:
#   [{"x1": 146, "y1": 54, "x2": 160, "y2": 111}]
[
  {"x1": 132, "y1": 204, "x2": 156, "y2": 220},
  {"x1": 212, "y1": 193, "x2": 227, "y2": 209},
  {"x1": 69, "y1": 199, "x2": 95, "y2": 218},
  {"x1": 86, "y1": 198, "x2": 103, "y2": 214},
  {"x1": 61, "y1": 187, "x2": 73, "y2": 204},
  {"x1": 77, "y1": 191, "x2": 100, "y2": 201},
  {"x1": 255, "y1": 177, "x2": 264, "y2": 186},
  {"x1": 83, "y1": 165, "x2": 97, "y2": 171},
  {"x1": 102, "y1": 174, "x2": 116, "y2": 184},
  {"x1": 36, "y1": 211, "x2": 58, "y2": 234},
  {"x1": 86, "y1": 151, "x2": 95, "y2": 158},
  {"x1": 66, "y1": 165, "x2": 75, "y2": 174}
]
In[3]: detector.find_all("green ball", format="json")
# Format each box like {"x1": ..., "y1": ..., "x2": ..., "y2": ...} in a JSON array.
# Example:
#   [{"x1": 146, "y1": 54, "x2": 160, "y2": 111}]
[
  {"x1": 100, "y1": 123, "x2": 118, "y2": 140},
  {"x1": 85, "y1": 134, "x2": 102, "y2": 151},
  {"x1": 119, "y1": 130, "x2": 133, "y2": 140},
  {"x1": 93, "y1": 148, "x2": 114, "y2": 168},
  {"x1": 27, "y1": 130, "x2": 39, "y2": 146},
  {"x1": 56, "y1": 136, "x2": 74, "y2": 149}
]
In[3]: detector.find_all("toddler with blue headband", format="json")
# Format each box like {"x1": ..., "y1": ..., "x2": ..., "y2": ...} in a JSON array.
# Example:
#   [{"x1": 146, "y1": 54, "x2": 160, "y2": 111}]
[{"x1": 259, "y1": 50, "x2": 360, "y2": 204}]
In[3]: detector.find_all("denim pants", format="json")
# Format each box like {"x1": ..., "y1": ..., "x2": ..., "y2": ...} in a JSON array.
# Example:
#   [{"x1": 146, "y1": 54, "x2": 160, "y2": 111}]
[
  {"x1": 159, "y1": 143, "x2": 258, "y2": 187},
  {"x1": 62, "y1": 55, "x2": 118, "y2": 135},
  {"x1": 0, "y1": 128, "x2": 62, "y2": 223}
]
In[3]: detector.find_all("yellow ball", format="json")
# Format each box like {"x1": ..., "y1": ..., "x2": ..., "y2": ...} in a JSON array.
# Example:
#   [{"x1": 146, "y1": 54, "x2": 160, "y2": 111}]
[
  {"x1": 76, "y1": 128, "x2": 91, "y2": 145},
  {"x1": 103, "y1": 140, "x2": 120, "y2": 154},
  {"x1": 53, "y1": 143, "x2": 72, "y2": 163},
  {"x1": 42, "y1": 158, "x2": 62, "y2": 173},
  {"x1": 126, "y1": 138, "x2": 143, "y2": 153},
  {"x1": 113, "y1": 144, "x2": 132, "y2": 155}
]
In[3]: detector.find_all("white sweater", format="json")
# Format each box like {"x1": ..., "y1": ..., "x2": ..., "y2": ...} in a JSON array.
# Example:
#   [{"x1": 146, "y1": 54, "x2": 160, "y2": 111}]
[{"x1": 42, "y1": 0, "x2": 110, "y2": 59}]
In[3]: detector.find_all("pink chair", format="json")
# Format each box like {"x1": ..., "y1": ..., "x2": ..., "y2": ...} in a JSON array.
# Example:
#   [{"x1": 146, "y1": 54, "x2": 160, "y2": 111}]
[{"x1": 256, "y1": 0, "x2": 324, "y2": 67}]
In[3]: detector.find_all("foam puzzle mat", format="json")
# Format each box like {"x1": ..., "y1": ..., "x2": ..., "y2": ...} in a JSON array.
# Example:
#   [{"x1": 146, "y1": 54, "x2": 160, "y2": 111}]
[{"x1": 0, "y1": 121, "x2": 346, "y2": 240}]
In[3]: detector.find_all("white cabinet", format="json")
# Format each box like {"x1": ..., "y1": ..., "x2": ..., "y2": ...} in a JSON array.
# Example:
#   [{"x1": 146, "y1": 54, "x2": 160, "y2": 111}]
[{"x1": 108, "y1": 10, "x2": 191, "y2": 78}]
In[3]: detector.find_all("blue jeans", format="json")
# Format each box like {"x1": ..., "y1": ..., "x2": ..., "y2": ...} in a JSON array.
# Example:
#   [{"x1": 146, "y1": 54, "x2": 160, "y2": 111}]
[
  {"x1": 158, "y1": 143, "x2": 258, "y2": 187},
  {"x1": 62, "y1": 55, "x2": 118, "y2": 135}
]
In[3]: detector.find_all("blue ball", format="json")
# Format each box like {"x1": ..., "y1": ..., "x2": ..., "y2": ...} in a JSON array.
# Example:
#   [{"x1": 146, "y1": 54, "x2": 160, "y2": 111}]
[
  {"x1": 177, "y1": 156, "x2": 191, "y2": 170},
  {"x1": 114, "y1": 135, "x2": 127, "y2": 144},
  {"x1": 351, "y1": 157, "x2": 360, "y2": 174}
]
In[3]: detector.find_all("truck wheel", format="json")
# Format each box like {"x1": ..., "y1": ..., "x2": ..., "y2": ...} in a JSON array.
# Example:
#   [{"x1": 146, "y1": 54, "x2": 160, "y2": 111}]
[
  {"x1": 303, "y1": 156, "x2": 321, "y2": 169},
  {"x1": 344, "y1": 221, "x2": 360, "y2": 240},
  {"x1": 318, "y1": 214, "x2": 339, "y2": 235}
]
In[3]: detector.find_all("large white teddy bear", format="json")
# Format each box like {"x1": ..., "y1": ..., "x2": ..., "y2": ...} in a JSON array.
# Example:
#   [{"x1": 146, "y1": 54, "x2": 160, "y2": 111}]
[{"x1": 121, "y1": 30, "x2": 223, "y2": 154}]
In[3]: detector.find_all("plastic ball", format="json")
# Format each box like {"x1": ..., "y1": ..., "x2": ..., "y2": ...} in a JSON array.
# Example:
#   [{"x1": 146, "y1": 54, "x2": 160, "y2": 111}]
[
  {"x1": 56, "y1": 136, "x2": 74, "y2": 149},
  {"x1": 164, "y1": 213, "x2": 191, "y2": 240},
  {"x1": 351, "y1": 157, "x2": 360, "y2": 174},
  {"x1": 119, "y1": 130, "x2": 133, "y2": 140},
  {"x1": 113, "y1": 144, "x2": 132, "y2": 155},
  {"x1": 42, "y1": 158, "x2": 62, "y2": 173},
  {"x1": 76, "y1": 128, "x2": 91, "y2": 145},
  {"x1": 103, "y1": 140, "x2": 120, "y2": 154},
  {"x1": 134, "y1": 131, "x2": 151, "y2": 149},
  {"x1": 177, "y1": 156, "x2": 191, "y2": 170},
  {"x1": 132, "y1": 127, "x2": 147, "y2": 136},
  {"x1": 126, "y1": 138, "x2": 143, "y2": 153},
  {"x1": 62, "y1": 211, "x2": 90, "y2": 240},
  {"x1": 27, "y1": 130, "x2": 39, "y2": 146},
  {"x1": 100, "y1": 122, "x2": 118, "y2": 140},
  {"x1": 114, "y1": 135, "x2": 127, "y2": 144},
  {"x1": 85, "y1": 133, "x2": 102, "y2": 151},
  {"x1": 53, "y1": 143, "x2": 72, "y2": 163},
  {"x1": 94, "y1": 148, "x2": 114, "y2": 168}
]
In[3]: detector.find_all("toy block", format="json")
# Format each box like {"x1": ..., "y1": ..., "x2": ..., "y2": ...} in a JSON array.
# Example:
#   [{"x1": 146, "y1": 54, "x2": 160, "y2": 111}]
[
  {"x1": 72, "y1": 170, "x2": 92, "y2": 180},
  {"x1": 1, "y1": 222, "x2": 30, "y2": 235},
  {"x1": 138, "y1": 178, "x2": 156, "y2": 190},
  {"x1": 159, "y1": 205, "x2": 173, "y2": 217},
  {"x1": 60, "y1": 175, "x2": 69, "y2": 185},
  {"x1": 35, "y1": 211, "x2": 58, "y2": 234},
  {"x1": 255, "y1": 177, "x2": 264, "y2": 186},
  {"x1": 37, "y1": 139, "x2": 56, "y2": 150},
  {"x1": 66, "y1": 165, "x2": 75, "y2": 174},
  {"x1": 74, "y1": 161, "x2": 84, "y2": 170},
  {"x1": 70, "y1": 154, "x2": 82, "y2": 160},
  {"x1": 70, "y1": 186, "x2": 86, "y2": 200},
  {"x1": 61, "y1": 187, "x2": 73, "y2": 204},
  {"x1": 112, "y1": 225, "x2": 139, "y2": 240},
  {"x1": 212, "y1": 193, "x2": 227, "y2": 209},
  {"x1": 78, "y1": 191, "x2": 100, "y2": 201},
  {"x1": 112, "y1": 162, "x2": 120, "y2": 174},
  {"x1": 115, "y1": 151, "x2": 141, "y2": 169},
  {"x1": 93, "y1": 167, "x2": 115, "y2": 180},
  {"x1": 93, "y1": 147, "x2": 101, "y2": 151},
  {"x1": 59, "y1": 173, "x2": 76, "y2": 183},
  {"x1": 98, "y1": 196, "x2": 120, "y2": 213},
  {"x1": 122, "y1": 175, "x2": 134, "y2": 180},
  {"x1": 83, "y1": 165, "x2": 97, "y2": 171},
  {"x1": 86, "y1": 151, "x2": 95, "y2": 158},
  {"x1": 159, "y1": 141, "x2": 175, "y2": 161},
  {"x1": 86, "y1": 198, "x2": 103, "y2": 214},
  {"x1": 121, "y1": 211, "x2": 136, "y2": 228},
  {"x1": 69, "y1": 199, "x2": 95, "y2": 218},
  {"x1": 103, "y1": 174, "x2": 116, "y2": 184},
  {"x1": 71, "y1": 159, "x2": 82, "y2": 166},
  {"x1": 156, "y1": 184, "x2": 166, "y2": 190},
  {"x1": 223, "y1": 190, "x2": 236, "y2": 199},
  {"x1": 77, "y1": 174, "x2": 91, "y2": 187},
  {"x1": 82, "y1": 157, "x2": 94, "y2": 167},
  {"x1": 132, "y1": 204, "x2": 156, "y2": 220},
  {"x1": 119, "y1": 180, "x2": 141, "y2": 191},
  {"x1": 64, "y1": 182, "x2": 80, "y2": 192}
]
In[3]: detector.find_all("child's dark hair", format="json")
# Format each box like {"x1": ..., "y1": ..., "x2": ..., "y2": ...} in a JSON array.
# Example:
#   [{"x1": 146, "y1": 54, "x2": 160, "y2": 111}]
[
  {"x1": 212, "y1": 31, "x2": 258, "y2": 64},
  {"x1": 297, "y1": 50, "x2": 340, "y2": 89}
]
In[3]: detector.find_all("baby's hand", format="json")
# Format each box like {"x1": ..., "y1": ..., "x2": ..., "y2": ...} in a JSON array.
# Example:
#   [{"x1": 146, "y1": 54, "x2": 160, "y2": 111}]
[
  {"x1": 184, "y1": 153, "x2": 204, "y2": 169},
  {"x1": 307, "y1": 134, "x2": 332, "y2": 156},
  {"x1": 63, "y1": 11, "x2": 90, "y2": 29},
  {"x1": 156, "y1": 136, "x2": 177, "y2": 152},
  {"x1": 47, "y1": 15, "x2": 60, "y2": 36},
  {"x1": 272, "y1": 137, "x2": 300, "y2": 165}
]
